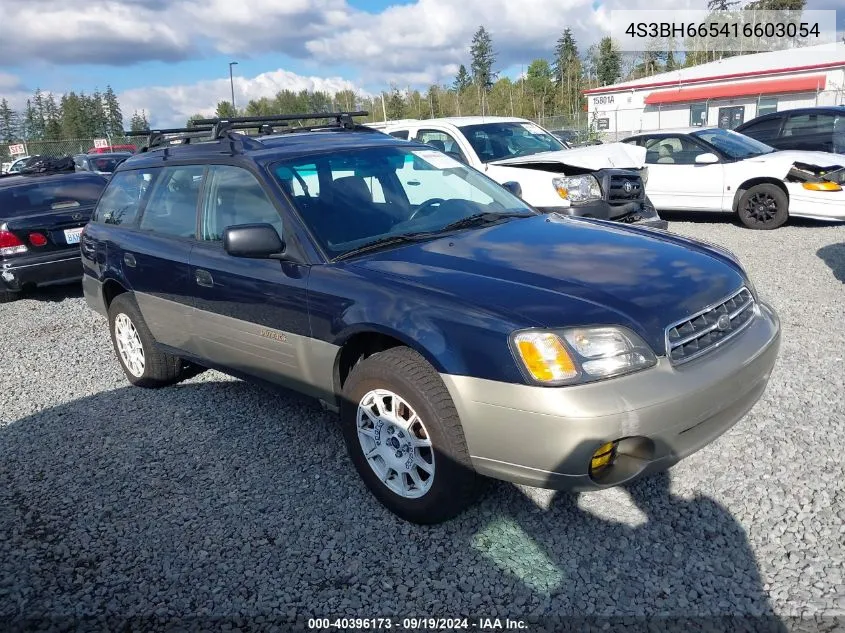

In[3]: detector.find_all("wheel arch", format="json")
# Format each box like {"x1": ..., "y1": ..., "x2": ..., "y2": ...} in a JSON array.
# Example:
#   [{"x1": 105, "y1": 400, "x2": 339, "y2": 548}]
[
  {"x1": 732, "y1": 177, "x2": 789, "y2": 212},
  {"x1": 332, "y1": 325, "x2": 448, "y2": 396},
  {"x1": 102, "y1": 278, "x2": 128, "y2": 311}
]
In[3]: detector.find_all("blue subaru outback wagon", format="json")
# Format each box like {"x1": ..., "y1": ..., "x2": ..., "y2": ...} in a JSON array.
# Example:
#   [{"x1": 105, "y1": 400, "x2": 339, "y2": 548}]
[{"x1": 81, "y1": 113, "x2": 781, "y2": 523}]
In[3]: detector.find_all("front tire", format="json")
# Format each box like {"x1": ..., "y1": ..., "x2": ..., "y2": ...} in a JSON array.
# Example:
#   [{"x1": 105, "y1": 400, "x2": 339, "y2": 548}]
[
  {"x1": 340, "y1": 347, "x2": 481, "y2": 524},
  {"x1": 108, "y1": 293, "x2": 184, "y2": 388},
  {"x1": 737, "y1": 184, "x2": 788, "y2": 230}
]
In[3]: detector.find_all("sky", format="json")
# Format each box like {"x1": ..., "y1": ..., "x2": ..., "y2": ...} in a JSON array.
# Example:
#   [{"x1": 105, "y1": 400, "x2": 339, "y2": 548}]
[{"x1": 0, "y1": 0, "x2": 843, "y2": 128}]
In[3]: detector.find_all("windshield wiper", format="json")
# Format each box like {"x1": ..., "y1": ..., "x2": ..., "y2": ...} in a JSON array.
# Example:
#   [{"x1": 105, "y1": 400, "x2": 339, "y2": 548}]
[
  {"x1": 436, "y1": 211, "x2": 535, "y2": 233},
  {"x1": 333, "y1": 232, "x2": 438, "y2": 261}
]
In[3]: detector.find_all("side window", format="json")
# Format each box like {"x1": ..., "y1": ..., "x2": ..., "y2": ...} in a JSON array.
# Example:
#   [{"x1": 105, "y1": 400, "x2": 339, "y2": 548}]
[
  {"x1": 388, "y1": 130, "x2": 409, "y2": 140},
  {"x1": 738, "y1": 117, "x2": 782, "y2": 142},
  {"x1": 93, "y1": 169, "x2": 156, "y2": 225},
  {"x1": 783, "y1": 113, "x2": 835, "y2": 137},
  {"x1": 138, "y1": 165, "x2": 204, "y2": 238},
  {"x1": 200, "y1": 165, "x2": 283, "y2": 241},
  {"x1": 643, "y1": 136, "x2": 707, "y2": 165},
  {"x1": 415, "y1": 129, "x2": 469, "y2": 164}
]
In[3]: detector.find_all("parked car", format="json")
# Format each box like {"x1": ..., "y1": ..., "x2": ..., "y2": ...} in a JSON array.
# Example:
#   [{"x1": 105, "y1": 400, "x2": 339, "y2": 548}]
[
  {"x1": 734, "y1": 106, "x2": 845, "y2": 154},
  {"x1": 370, "y1": 117, "x2": 668, "y2": 229},
  {"x1": 622, "y1": 127, "x2": 845, "y2": 229},
  {"x1": 82, "y1": 113, "x2": 780, "y2": 524},
  {"x1": 0, "y1": 168, "x2": 108, "y2": 302},
  {"x1": 74, "y1": 152, "x2": 132, "y2": 176},
  {"x1": 87, "y1": 144, "x2": 137, "y2": 154},
  {"x1": 4, "y1": 155, "x2": 40, "y2": 175}
]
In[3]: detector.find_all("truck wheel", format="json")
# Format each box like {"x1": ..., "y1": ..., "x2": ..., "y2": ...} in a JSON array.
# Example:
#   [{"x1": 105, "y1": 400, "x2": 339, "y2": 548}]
[
  {"x1": 340, "y1": 346, "x2": 482, "y2": 524},
  {"x1": 108, "y1": 293, "x2": 184, "y2": 388},
  {"x1": 737, "y1": 184, "x2": 788, "y2": 230}
]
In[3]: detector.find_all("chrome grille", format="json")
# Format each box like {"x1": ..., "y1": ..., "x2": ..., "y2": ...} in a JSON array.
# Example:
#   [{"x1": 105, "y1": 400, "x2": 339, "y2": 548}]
[
  {"x1": 665, "y1": 287, "x2": 756, "y2": 364},
  {"x1": 607, "y1": 174, "x2": 643, "y2": 203}
]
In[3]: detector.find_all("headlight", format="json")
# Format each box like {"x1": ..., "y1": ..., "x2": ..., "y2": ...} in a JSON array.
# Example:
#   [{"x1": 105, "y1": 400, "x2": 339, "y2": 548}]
[
  {"x1": 640, "y1": 166, "x2": 649, "y2": 185},
  {"x1": 553, "y1": 175, "x2": 601, "y2": 203},
  {"x1": 511, "y1": 326, "x2": 657, "y2": 386}
]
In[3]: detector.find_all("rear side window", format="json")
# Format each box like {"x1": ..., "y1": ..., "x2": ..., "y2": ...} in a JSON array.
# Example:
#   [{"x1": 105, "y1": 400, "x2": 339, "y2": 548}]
[
  {"x1": 388, "y1": 130, "x2": 409, "y2": 140},
  {"x1": 139, "y1": 165, "x2": 205, "y2": 238},
  {"x1": 738, "y1": 117, "x2": 782, "y2": 141},
  {"x1": 93, "y1": 169, "x2": 157, "y2": 226},
  {"x1": 0, "y1": 174, "x2": 107, "y2": 219},
  {"x1": 784, "y1": 113, "x2": 836, "y2": 137}
]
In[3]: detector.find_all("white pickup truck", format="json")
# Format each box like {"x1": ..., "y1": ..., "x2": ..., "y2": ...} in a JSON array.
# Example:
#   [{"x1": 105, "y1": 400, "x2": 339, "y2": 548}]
[{"x1": 369, "y1": 116, "x2": 668, "y2": 229}]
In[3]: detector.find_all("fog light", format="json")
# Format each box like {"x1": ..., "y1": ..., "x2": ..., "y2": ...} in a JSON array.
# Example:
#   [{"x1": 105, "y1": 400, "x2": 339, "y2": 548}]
[{"x1": 590, "y1": 441, "x2": 617, "y2": 475}]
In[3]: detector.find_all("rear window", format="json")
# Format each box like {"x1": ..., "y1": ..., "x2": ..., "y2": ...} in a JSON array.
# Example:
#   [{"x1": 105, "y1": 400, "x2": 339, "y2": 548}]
[{"x1": 0, "y1": 175, "x2": 107, "y2": 218}]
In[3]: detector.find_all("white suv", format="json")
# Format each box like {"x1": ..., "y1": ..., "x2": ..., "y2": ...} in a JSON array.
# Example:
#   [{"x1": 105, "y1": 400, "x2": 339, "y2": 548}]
[{"x1": 369, "y1": 117, "x2": 667, "y2": 229}]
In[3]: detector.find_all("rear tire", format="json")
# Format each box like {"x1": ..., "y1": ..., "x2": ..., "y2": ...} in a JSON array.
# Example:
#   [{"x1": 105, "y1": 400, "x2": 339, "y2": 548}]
[
  {"x1": 340, "y1": 346, "x2": 482, "y2": 524},
  {"x1": 108, "y1": 293, "x2": 184, "y2": 388},
  {"x1": 737, "y1": 184, "x2": 788, "y2": 230}
]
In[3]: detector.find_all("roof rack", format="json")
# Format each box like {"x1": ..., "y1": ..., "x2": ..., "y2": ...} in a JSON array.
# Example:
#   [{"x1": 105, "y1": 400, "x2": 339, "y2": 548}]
[{"x1": 125, "y1": 111, "x2": 371, "y2": 154}]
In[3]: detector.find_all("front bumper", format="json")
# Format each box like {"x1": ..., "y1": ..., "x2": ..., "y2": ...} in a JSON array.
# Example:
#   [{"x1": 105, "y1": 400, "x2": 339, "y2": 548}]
[
  {"x1": 442, "y1": 302, "x2": 780, "y2": 491},
  {"x1": 538, "y1": 200, "x2": 669, "y2": 230},
  {"x1": 784, "y1": 186, "x2": 845, "y2": 222},
  {"x1": 1, "y1": 250, "x2": 83, "y2": 293}
]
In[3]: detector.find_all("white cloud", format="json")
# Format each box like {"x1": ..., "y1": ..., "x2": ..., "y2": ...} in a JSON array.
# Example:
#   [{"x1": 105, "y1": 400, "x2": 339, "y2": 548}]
[{"x1": 118, "y1": 68, "x2": 367, "y2": 128}]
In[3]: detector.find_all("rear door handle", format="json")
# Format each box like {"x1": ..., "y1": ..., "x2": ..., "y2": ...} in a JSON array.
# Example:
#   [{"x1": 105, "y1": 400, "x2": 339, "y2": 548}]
[
  {"x1": 195, "y1": 269, "x2": 214, "y2": 288},
  {"x1": 123, "y1": 253, "x2": 136, "y2": 267}
]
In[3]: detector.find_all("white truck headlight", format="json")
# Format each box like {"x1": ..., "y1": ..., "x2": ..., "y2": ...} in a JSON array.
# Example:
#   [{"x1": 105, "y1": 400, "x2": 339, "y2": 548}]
[
  {"x1": 553, "y1": 175, "x2": 601, "y2": 203},
  {"x1": 511, "y1": 326, "x2": 657, "y2": 386}
]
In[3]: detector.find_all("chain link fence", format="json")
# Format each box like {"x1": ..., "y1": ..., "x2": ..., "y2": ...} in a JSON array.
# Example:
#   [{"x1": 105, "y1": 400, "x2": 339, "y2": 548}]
[{"x1": 1, "y1": 139, "x2": 111, "y2": 165}]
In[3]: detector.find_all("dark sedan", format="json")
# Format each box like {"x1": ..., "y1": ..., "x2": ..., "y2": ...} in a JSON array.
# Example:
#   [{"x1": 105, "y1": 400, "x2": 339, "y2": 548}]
[
  {"x1": 735, "y1": 106, "x2": 845, "y2": 154},
  {"x1": 0, "y1": 171, "x2": 108, "y2": 302}
]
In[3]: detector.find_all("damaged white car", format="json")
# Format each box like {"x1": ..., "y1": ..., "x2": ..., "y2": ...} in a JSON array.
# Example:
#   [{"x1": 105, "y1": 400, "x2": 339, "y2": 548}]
[
  {"x1": 623, "y1": 127, "x2": 845, "y2": 230},
  {"x1": 369, "y1": 116, "x2": 668, "y2": 229}
]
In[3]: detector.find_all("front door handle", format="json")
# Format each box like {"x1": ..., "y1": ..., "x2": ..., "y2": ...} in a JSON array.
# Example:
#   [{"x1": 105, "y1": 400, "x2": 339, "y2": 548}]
[
  {"x1": 123, "y1": 253, "x2": 136, "y2": 268},
  {"x1": 195, "y1": 269, "x2": 214, "y2": 288}
]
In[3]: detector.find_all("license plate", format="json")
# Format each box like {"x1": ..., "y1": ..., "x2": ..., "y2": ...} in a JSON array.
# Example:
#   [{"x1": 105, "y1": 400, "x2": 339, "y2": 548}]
[{"x1": 64, "y1": 227, "x2": 83, "y2": 245}]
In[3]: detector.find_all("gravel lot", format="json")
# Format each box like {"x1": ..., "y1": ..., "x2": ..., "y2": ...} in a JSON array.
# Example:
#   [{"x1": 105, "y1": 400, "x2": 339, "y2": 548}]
[{"x1": 1, "y1": 216, "x2": 843, "y2": 630}]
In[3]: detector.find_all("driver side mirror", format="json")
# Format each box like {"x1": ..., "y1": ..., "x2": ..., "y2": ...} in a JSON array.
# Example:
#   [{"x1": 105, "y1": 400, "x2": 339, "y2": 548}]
[
  {"x1": 223, "y1": 223, "x2": 286, "y2": 259},
  {"x1": 695, "y1": 152, "x2": 719, "y2": 165},
  {"x1": 502, "y1": 181, "x2": 523, "y2": 198}
]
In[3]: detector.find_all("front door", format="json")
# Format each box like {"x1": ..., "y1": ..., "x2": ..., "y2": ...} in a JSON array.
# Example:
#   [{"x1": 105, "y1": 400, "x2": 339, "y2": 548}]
[
  {"x1": 642, "y1": 136, "x2": 726, "y2": 211},
  {"x1": 187, "y1": 164, "x2": 317, "y2": 394}
]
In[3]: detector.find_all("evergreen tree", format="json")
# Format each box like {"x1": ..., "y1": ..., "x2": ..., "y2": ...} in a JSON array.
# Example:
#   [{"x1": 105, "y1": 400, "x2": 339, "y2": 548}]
[
  {"x1": 44, "y1": 94, "x2": 62, "y2": 140},
  {"x1": 31, "y1": 88, "x2": 46, "y2": 139},
  {"x1": 386, "y1": 87, "x2": 406, "y2": 120},
  {"x1": 103, "y1": 85, "x2": 124, "y2": 139},
  {"x1": 526, "y1": 59, "x2": 553, "y2": 119},
  {"x1": 23, "y1": 100, "x2": 39, "y2": 140},
  {"x1": 707, "y1": 0, "x2": 739, "y2": 9},
  {"x1": 553, "y1": 28, "x2": 582, "y2": 117},
  {"x1": 0, "y1": 99, "x2": 16, "y2": 143},
  {"x1": 129, "y1": 110, "x2": 149, "y2": 132},
  {"x1": 470, "y1": 26, "x2": 497, "y2": 94},
  {"x1": 596, "y1": 37, "x2": 622, "y2": 86},
  {"x1": 453, "y1": 65, "x2": 472, "y2": 93}
]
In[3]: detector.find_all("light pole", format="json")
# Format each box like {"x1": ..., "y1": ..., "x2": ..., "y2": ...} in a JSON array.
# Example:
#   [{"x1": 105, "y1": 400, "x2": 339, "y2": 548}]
[{"x1": 228, "y1": 61, "x2": 238, "y2": 113}]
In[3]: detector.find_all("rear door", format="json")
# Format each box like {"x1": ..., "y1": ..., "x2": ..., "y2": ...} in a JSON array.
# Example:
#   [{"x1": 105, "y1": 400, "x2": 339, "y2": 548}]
[
  {"x1": 187, "y1": 164, "x2": 317, "y2": 394},
  {"x1": 780, "y1": 112, "x2": 837, "y2": 152},
  {"x1": 0, "y1": 173, "x2": 107, "y2": 260},
  {"x1": 120, "y1": 164, "x2": 205, "y2": 352}
]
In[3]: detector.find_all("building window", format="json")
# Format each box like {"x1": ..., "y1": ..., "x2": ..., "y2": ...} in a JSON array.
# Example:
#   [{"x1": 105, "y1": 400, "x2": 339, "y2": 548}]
[
  {"x1": 758, "y1": 97, "x2": 777, "y2": 116},
  {"x1": 690, "y1": 103, "x2": 707, "y2": 127}
]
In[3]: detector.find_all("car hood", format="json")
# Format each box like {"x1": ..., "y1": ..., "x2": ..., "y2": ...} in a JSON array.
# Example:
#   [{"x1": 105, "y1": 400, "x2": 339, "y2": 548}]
[
  {"x1": 349, "y1": 215, "x2": 745, "y2": 353},
  {"x1": 488, "y1": 143, "x2": 647, "y2": 171},
  {"x1": 745, "y1": 150, "x2": 845, "y2": 179}
]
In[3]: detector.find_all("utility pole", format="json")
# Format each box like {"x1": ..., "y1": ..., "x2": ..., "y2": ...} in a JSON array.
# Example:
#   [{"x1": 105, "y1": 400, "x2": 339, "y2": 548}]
[{"x1": 228, "y1": 61, "x2": 239, "y2": 113}]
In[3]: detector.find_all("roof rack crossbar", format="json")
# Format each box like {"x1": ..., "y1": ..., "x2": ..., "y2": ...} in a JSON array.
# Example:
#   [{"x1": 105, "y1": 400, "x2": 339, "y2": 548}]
[{"x1": 191, "y1": 111, "x2": 369, "y2": 128}]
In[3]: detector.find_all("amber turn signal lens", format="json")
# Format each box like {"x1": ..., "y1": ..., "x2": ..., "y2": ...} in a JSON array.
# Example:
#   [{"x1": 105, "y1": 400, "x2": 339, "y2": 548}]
[
  {"x1": 513, "y1": 332, "x2": 578, "y2": 383},
  {"x1": 802, "y1": 181, "x2": 842, "y2": 192}
]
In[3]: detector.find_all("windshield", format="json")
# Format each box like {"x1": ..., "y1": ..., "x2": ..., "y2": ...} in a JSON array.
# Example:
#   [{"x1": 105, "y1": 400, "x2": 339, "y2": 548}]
[
  {"x1": 459, "y1": 121, "x2": 566, "y2": 163},
  {"x1": 692, "y1": 128, "x2": 775, "y2": 160},
  {"x1": 271, "y1": 145, "x2": 535, "y2": 258}
]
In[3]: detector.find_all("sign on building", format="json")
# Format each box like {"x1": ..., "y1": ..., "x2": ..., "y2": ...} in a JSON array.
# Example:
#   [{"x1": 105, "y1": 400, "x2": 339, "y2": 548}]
[
  {"x1": 93, "y1": 138, "x2": 110, "y2": 149},
  {"x1": 596, "y1": 118, "x2": 610, "y2": 130},
  {"x1": 8, "y1": 143, "x2": 25, "y2": 156}
]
